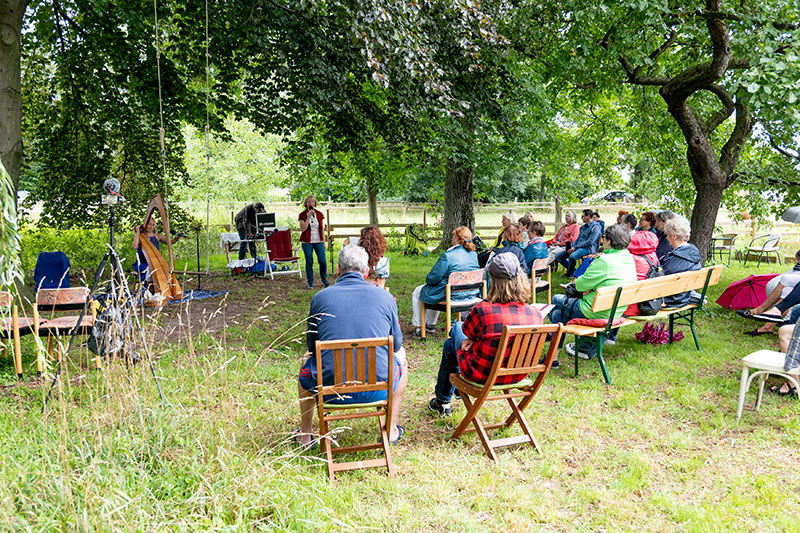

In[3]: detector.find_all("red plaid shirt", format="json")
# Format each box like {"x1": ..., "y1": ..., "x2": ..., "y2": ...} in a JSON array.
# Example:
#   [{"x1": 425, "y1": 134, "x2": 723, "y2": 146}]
[{"x1": 458, "y1": 301, "x2": 543, "y2": 385}]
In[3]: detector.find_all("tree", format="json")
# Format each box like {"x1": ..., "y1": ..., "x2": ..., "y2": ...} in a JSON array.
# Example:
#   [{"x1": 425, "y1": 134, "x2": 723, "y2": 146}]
[
  {"x1": 534, "y1": 0, "x2": 800, "y2": 258},
  {"x1": 0, "y1": 0, "x2": 25, "y2": 197}
]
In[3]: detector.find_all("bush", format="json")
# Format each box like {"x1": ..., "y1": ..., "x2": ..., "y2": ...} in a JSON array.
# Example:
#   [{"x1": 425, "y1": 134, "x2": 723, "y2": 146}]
[{"x1": 19, "y1": 225, "x2": 109, "y2": 282}]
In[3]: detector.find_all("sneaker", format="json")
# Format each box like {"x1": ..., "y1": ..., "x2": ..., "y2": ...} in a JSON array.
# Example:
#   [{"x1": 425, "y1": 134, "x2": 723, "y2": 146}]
[
  {"x1": 538, "y1": 356, "x2": 559, "y2": 369},
  {"x1": 425, "y1": 324, "x2": 437, "y2": 333},
  {"x1": 604, "y1": 338, "x2": 616, "y2": 346},
  {"x1": 306, "y1": 285, "x2": 314, "y2": 290},
  {"x1": 322, "y1": 279, "x2": 330, "y2": 288},
  {"x1": 565, "y1": 342, "x2": 593, "y2": 360},
  {"x1": 428, "y1": 398, "x2": 452, "y2": 417},
  {"x1": 413, "y1": 329, "x2": 424, "y2": 338}
]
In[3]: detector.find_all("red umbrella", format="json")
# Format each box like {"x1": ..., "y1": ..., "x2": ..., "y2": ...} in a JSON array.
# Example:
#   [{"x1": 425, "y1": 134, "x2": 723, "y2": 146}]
[{"x1": 716, "y1": 274, "x2": 779, "y2": 309}]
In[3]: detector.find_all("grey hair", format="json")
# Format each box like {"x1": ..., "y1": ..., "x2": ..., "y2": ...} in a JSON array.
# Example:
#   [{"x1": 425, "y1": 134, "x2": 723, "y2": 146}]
[
  {"x1": 338, "y1": 245, "x2": 369, "y2": 274},
  {"x1": 664, "y1": 216, "x2": 691, "y2": 242},
  {"x1": 605, "y1": 223, "x2": 631, "y2": 250},
  {"x1": 564, "y1": 210, "x2": 577, "y2": 223},
  {"x1": 656, "y1": 210, "x2": 676, "y2": 223}
]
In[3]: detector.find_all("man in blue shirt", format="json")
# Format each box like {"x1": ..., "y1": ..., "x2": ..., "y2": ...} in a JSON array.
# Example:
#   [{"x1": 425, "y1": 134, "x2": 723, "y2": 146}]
[
  {"x1": 555, "y1": 209, "x2": 601, "y2": 277},
  {"x1": 296, "y1": 245, "x2": 407, "y2": 447}
]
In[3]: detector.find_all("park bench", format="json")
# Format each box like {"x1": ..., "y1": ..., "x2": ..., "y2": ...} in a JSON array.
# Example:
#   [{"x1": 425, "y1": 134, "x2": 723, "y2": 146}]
[{"x1": 562, "y1": 265, "x2": 723, "y2": 385}]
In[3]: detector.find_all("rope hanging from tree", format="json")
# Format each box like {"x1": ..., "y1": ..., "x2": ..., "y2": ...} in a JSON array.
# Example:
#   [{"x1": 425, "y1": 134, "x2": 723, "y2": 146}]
[
  {"x1": 204, "y1": 0, "x2": 211, "y2": 275},
  {"x1": 152, "y1": 0, "x2": 169, "y2": 221}
]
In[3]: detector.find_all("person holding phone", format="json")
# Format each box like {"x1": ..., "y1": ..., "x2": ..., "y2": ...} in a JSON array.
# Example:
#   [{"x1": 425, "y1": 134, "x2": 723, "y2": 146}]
[{"x1": 298, "y1": 195, "x2": 329, "y2": 289}]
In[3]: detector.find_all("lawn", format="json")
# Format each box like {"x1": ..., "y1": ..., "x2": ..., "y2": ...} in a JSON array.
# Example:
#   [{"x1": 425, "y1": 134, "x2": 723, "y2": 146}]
[{"x1": 0, "y1": 251, "x2": 798, "y2": 530}]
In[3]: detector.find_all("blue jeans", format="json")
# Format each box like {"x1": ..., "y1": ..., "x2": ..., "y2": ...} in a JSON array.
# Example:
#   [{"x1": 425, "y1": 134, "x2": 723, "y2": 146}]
[
  {"x1": 434, "y1": 322, "x2": 467, "y2": 404},
  {"x1": 237, "y1": 228, "x2": 257, "y2": 260},
  {"x1": 301, "y1": 242, "x2": 327, "y2": 287},
  {"x1": 550, "y1": 294, "x2": 589, "y2": 349},
  {"x1": 556, "y1": 247, "x2": 591, "y2": 276}
]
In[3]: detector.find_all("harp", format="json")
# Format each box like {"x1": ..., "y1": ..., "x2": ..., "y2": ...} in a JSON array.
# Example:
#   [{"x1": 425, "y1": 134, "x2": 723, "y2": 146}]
[{"x1": 139, "y1": 194, "x2": 183, "y2": 306}]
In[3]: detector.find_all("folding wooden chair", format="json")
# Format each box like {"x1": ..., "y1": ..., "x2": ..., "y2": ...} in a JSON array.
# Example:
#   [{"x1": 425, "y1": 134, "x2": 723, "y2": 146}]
[
  {"x1": 530, "y1": 257, "x2": 552, "y2": 305},
  {"x1": 420, "y1": 269, "x2": 487, "y2": 339},
  {"x1": 33, "y1": 287, "x2": 98, "y2": 374},
  {"x1": 0, "y1": 290, "x2": 37, "y2": 379},
  {"x1": 449, "y1": 323, "x2": 563, "y2": 461},
  {"x1": 315, "y1": 336, "x2": 395, "y2": 485}
]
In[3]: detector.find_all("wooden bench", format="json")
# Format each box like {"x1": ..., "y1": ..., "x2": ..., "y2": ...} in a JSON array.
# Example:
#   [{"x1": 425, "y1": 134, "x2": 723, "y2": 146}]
[{"x1": 562, "y1": 265, "x2": 723, "y2": 385}]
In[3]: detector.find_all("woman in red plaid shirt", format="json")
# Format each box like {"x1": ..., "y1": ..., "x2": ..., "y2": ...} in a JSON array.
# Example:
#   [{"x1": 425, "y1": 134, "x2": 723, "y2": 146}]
[{"x1": 428, "y1": 253, "x2": 543, "y2": 417}]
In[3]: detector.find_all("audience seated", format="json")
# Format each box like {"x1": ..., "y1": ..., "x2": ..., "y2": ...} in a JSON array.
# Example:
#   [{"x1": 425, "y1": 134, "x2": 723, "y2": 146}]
[
  {"x1": 637, "y1": 211, "x2": 658, "y2": 234},
  {"x1": 411, "y1": 226, "x2": 480, "y2": 337},
  {"x1": 359, "y1": 225, "x2": 390, "y2": 288},
  {"x1": 655, "y1": 210, "x2": 676, "y2": 259},
  {"x1": 546, "y1": 211, "x2": 579, "y2": 266},
  {"x1": 492, "y1": 212, "x2": 516, "y2": 248},
  {"x1": 593, "y1": 211, "x2": 605, "y2": 235},
  {"x1": 744, "y1": 251, "x2": 800, "y2": 336},
  {"x1": 296, "y1": 245, "x2": 407, "y2": 447},
  {"x1": 551, "y1": 224, "x2": 637, "y2": 361},
  {"x1": 518, "y1": 216, "x2": 531, "y2": 247},
  {"x1": 428, "y1": 254, "x2": 543, "y2": 416},
  {"x1": 659, "y1": 217, "x2": 702, "y2": 308},
  {"x1": 490, "y1": 225, "x2": 529, "y2": 276},
  {"x1": 524, "y1": 220, "x2": 548, "y2": 272},
  {"x1": 622, "y1": 214, "x2": 638, "y2": 234},
  {"x1": 624, "y1": 230, "x2": 660, "y2": 316},
  {"x1": 555, "y1": 209, "x2": 601, "y2": 278}
]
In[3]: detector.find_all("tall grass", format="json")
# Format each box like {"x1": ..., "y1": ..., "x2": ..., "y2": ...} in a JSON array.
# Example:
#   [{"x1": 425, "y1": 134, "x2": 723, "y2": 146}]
[{"x1": 0, "y1": 248, "x2": 798, "y2": 529}]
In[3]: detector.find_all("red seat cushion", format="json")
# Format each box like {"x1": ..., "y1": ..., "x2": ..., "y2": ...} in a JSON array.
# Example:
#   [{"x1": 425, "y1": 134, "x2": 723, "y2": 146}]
[
  {"x1": 566, "y1": 317, "x2": 626, "y2": 328},
  {"x1": 266, "y1": 230, "x2": 296, "y2": 261}
]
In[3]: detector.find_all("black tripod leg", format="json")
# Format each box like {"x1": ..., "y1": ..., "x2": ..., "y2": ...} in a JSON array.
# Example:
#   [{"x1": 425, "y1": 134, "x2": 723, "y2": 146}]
[{"x1": 43, "y1": 250, "x2": 112, "y2": 411}]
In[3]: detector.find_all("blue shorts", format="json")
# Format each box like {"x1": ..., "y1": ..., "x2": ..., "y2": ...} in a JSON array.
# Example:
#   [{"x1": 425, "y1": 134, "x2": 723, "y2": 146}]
[{"x1": 298, "y1": 356, "x2": 403, "y2": 405}]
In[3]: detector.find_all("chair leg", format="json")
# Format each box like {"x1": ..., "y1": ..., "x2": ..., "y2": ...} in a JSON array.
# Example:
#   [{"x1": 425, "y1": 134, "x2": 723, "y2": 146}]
[
  {"x1": 455, "y1": 394, "x2": 497, "y2": 461},
  {"x1": 755, "y1": 374, "x2": 767, "y2": 412},
  {"x1": 378, "y1": 413, "x2": 394, "y2": 478},
  {"x1": 756, "y1": 252, "x2": 763, "y2": 268},
  {"x1": 736, "y1": 366, "x2": 749, "y2": 421},
  {"x1": 573, "y1": 335, "x2": 580, "y2": 378},
  {"x1": 668, "y1": 315, "x2": 674, "y2": 344},
  {"x1": 420, "y1": 302, "x2": 426, "y2": 339},
  {"x1": 506, "y1": 396, "x2": 541, "y2": 454}
]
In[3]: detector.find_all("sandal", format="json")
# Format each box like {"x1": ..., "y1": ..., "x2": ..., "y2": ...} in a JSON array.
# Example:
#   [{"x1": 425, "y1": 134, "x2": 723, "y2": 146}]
[
  {"x1": 773, "y1": 385, "x2": 799, "y2": 397},
  {"x1": 389, "y1": 425, "x2": 405, "y2": 445},
  {"x1": 292, "y1": 428, "x2": 318, "y2": 450},
  {"x1": 744, "y1": 329, "x2": 770, "y2": 337}
]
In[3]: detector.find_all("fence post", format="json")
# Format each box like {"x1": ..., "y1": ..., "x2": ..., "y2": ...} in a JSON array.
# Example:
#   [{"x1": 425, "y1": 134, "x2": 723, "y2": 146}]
[
  {"x1": 327, "y1": 208, "x2": 333, "y2": 268},
  {"x1": 554, "y1": 195, "x2": 562, "y2": 229},
  {"x1": 423, "y1": 208, "x2": 427, "y2": 232}
]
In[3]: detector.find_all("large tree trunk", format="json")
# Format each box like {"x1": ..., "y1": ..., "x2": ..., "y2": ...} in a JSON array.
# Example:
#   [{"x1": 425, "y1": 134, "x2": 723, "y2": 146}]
[
  {"x1": 0, "y1": 1, "x2": 25, "y2": 195},
  {"x1": 689, "y1": 177, "x2": 725, "y2": 263},
  {"x1": 365, "y1": 173, "x2": 378, "y2": 225},
  {"x1": 440, "y1": 157, "x2": 475, "y2": 249}
]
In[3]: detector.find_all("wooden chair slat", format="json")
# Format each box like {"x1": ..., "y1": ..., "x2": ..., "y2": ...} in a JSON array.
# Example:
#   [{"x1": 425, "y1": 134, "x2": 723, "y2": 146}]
[
  {"x1": 333, "y1": 347, "x2": 343, "y2": 385},
  {"x1": 506, "y1": 334, "x2": 524, "y2": 368},
  {"x1": 368, "y1": 346, "x2": 377, "y2": 383}
]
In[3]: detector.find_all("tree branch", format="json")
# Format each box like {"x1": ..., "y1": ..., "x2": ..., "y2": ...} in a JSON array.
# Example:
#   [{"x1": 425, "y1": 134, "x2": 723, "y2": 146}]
[
  {"x1": 719, "y1": 95, "x2": 753, "y2": 178},
  {"x1": 703, "y1": 83, "x2": 734, "y2": 133},
  {"x1": 768, "y1": 134, "x2": 800, "y2": 161}
]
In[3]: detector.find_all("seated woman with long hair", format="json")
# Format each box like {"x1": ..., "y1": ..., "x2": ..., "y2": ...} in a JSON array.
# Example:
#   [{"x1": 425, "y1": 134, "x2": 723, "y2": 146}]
[
  {"x1": 427, "y1": 254, "x2": 543, "y2": 417},
  {"x1": 411, "y1": 226, "x2": 479, "y2": 337},
  {"x1": 359, "y1": 225, "x2": 390, "y2": 288}
]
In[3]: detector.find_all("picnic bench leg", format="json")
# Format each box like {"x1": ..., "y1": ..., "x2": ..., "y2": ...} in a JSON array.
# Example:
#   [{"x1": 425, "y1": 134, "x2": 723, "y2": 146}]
[
  {"x1": 573, "y1": 335, "x2": 580, "y2": 378},
  {"x1": 668, "y1": 315, "x2": 674, "y2": 345},
  {"x1": 689, "y1": 309, "x2": 700, "y2": 351},
  {"x1": 596, "y1": 335, "x2": 611, "y2": 385}
]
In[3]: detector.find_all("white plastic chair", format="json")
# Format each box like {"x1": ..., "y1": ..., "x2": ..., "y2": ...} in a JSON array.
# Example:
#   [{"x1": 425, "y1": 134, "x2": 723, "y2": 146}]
[{"x1": 737, "y1": 349, "x2": 800, "y2": 420}]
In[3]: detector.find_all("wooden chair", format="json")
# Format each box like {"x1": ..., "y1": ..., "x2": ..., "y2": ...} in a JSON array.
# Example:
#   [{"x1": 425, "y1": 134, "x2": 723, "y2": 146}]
[
  {"x1": 420, "y1": 269, "x2": 487, "y2": 339},
  {"x1": 449, "y1": 324, "x2": 563, "y2": 461},
  {"x1": 743, "y1": 234, "x2": 782, "y2": 267},
  {"x1": 314, "y1": 336, "x2": 396, "y2": 485},
  {"x1": 33, "y1": 287, "x2": 98, "y2": 375},
  {"x1": 530, "y1": 257, "x2": 552, "y2": 305},
  {"x1": 0, "y1": 290, "x2": 36, "y2": 379}
]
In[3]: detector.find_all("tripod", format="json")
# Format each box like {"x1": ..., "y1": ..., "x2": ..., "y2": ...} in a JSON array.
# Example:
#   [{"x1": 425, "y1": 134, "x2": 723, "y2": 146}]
[{"x1": 43, "y1": 203, "x2": 165, "y2": 410}]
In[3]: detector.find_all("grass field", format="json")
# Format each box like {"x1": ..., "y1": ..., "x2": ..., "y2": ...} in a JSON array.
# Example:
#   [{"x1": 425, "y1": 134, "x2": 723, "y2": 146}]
[{"x1": 0, "y1": 247, "x2": 798, "y2": 530}]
